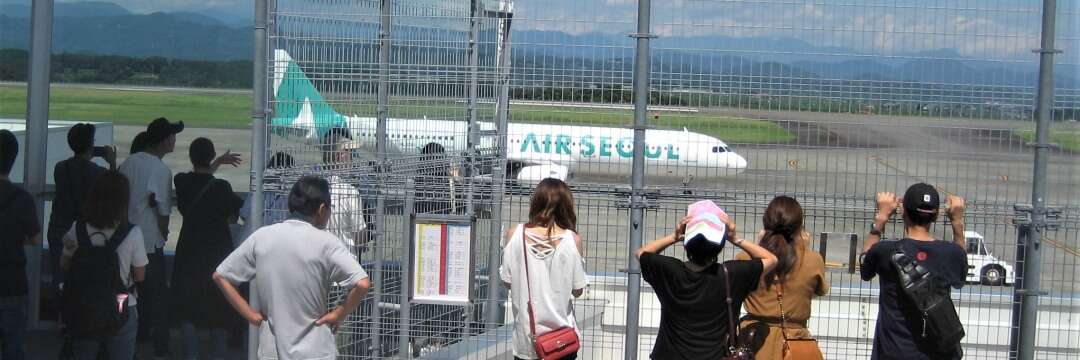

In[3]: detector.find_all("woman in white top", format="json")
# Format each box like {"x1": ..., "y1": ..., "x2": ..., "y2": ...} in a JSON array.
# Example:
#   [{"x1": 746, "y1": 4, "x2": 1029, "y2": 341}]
[
  {"x1": 500, "y1": 178, "x2": 588, "y2": 360},
  {"x1": 61, "y1": 171, "x2": 148, "y2": 360}
]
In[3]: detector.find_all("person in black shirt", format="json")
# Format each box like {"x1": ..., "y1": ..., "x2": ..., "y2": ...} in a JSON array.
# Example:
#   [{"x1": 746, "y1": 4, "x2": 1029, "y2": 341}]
[
  {"x1": 48, "y1": 123, "x2": 117, "y2": 358},
  {"x1": 173, "y1": 137, "x2": 243, "y2": 360},
  {"x1": 0, "y1": 129, "x2": 42, "y2": 360},
  {"x1": 860, "y1": 183, "x2": 968, "y2": 359},
  {"x1": 636, "y1": 201, "x2": 777, "y2": 360},
  {"x1": 48, "y1": 124, "x2": 116, "y2": 300}
]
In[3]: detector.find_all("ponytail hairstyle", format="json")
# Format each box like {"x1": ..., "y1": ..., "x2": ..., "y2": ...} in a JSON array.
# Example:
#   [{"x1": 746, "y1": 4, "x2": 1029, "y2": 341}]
[
  {"x1": 526, "y1": 178, "x2": 577, "y2": 238},
  {"x1": 761, "y1": 196, "x2": 804, "y2": 287}
]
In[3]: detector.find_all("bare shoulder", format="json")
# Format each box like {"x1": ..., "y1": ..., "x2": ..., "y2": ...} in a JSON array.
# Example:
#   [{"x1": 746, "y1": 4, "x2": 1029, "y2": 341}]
[{"x1": 572, "y1": 231, "x2": 586, "y2": 257}]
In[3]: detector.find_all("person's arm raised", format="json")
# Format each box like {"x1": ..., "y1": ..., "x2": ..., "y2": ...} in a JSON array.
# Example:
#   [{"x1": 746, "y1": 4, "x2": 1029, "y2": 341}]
[
  {"x1": 946, "y1": 195, "x2": 966, "y2": 250},
  {"x1": 864, "y1": 192, "x2": 899, "y2": 254},
  {"x1": 722, "y1": 214, "x2": 778, "y2": 278},
  {"x1": 635, "y1": 216, "x2": 691, "y2": 259}
]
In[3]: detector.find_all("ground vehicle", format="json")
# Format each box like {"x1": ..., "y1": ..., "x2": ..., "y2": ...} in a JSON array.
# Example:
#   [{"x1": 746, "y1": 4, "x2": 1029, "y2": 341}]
[{"x1": 965, "y1": 231, "x2": 1015, "y2": 286}]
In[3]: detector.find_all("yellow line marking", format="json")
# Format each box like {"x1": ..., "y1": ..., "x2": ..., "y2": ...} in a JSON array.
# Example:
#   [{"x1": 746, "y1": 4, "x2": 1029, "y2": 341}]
[{"x1": 1043, "y1": 236, "x2": 1080, "y2": 257}]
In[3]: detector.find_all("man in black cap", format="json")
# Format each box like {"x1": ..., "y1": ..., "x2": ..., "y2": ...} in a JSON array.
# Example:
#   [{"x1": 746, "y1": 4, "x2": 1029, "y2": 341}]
[
  {"x1": 859, "y1": 183, "x2": 968, "y2": 359},
  {"x1": 119, "y1": 117, "x2": 183, "y2": 357}
]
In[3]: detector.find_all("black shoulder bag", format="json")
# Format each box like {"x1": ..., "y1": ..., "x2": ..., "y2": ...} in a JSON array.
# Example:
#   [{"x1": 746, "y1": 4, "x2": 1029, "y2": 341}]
[{"x1": 890, "y1": 242, "x2": 965, "y2": 353}]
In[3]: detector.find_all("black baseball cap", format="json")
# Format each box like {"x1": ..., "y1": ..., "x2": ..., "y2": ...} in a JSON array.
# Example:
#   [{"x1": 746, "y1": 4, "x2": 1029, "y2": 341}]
[
  {"x1": 146, "y1": 117, "x2": 184, "y2": 145},
  {"x1": 903, "y1": 183, "x2": 940, "y2": 216}
]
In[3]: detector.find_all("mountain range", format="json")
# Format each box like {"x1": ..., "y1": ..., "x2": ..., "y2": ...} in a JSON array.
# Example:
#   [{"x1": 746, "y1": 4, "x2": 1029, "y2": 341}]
[{"x1": 0, "y1": 1, "x2": 1074, "y2": 91}]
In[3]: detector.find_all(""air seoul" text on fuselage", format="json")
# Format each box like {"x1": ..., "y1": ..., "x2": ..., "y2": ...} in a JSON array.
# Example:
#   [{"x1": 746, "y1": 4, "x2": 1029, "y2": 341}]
[{"x1": 519, "y1": 133, "x2": 680, "y2": 160}]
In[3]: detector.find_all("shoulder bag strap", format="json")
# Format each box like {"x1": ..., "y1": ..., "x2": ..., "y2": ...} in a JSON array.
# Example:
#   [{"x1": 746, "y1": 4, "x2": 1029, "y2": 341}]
[
  {"x1": 184, "y1": 178, "x2": 217, "y2": 213},
  {"x1": 520, "y1": 225, "x2": 539, "y2": 338},
  {"x1": 106, "y1": 223, "x2": 134, "y2": 251},
  {"x1": 721, "y1": 263, "x2": 739, "y2": 350},
  {"x1": 777, "y1": 278, "x2": 791, "y2": 342},
  {"x1": 74, "y1": 221, "x2": 92, "y2": 248}
]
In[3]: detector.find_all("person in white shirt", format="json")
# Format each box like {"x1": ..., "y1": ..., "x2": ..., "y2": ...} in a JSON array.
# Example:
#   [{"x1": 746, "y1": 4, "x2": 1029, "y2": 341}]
[
  {"x1": 61, "y1": 171, "x2": 149, "y2": 360},
  {"x1": 320, "y1": 129, "x2": 367, "y2": 253},
  {"x1": 500, "y1": 178, "x2": 588, "y2": 360},
  {"x1": 213, "y1": 176, "x2": 371, "y2": 360},
  {"x1": 118, "y1": 117, "x2": 240, "y2": 357},
  {"x1": 117, "y1": 117, "x2": 181, "y2": 356}
]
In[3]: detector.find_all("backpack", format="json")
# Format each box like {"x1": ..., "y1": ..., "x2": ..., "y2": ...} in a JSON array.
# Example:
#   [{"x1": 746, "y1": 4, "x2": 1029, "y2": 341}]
[
  {"x1": 62, "y1": 221, "x2": 135, "y2": 339},
  {"x1": 889, "y1": 242, "x2": 966, "y2": 353}
]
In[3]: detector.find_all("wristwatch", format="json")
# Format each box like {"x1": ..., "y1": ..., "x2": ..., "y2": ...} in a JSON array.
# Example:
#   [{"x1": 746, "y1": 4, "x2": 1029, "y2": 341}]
[{"x1": 869, "y1": 223, "x2": 883, "y2": 237}]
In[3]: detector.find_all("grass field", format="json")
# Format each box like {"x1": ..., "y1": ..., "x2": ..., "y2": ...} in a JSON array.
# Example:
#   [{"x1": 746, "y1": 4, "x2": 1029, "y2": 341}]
[
  {"x1": 0, "y1": 84, "x2": 252, "y2": 129},
  {"x1": 1015, "y1": 127, "x2": 1080, "y2": 152},
  {"x1": 0, "y1": 84, "x2": 793, "y2": 144}
]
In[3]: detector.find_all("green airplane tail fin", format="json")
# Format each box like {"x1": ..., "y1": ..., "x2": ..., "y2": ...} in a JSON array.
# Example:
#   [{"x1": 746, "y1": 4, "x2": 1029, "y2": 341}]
[{"x1": 270, "y1": 50, "x2": 348, "y2": 140}]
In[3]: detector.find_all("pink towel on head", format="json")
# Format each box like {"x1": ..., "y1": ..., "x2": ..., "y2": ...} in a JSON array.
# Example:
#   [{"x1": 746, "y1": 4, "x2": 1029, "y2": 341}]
[{"x1": 685, "y1": 200, "x2": 727, "y2": 247}]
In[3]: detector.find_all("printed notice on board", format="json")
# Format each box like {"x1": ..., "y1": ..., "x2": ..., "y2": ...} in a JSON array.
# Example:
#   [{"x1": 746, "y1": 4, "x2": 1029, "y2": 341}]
[{"x1": 413, "y1": 221, "x2": 472, "y2": 305}]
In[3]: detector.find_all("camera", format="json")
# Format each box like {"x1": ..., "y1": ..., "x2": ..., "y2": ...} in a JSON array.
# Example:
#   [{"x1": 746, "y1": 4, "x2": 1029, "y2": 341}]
[{"x1": 92, "y1": 146, "x2": 108, "y2": 158}]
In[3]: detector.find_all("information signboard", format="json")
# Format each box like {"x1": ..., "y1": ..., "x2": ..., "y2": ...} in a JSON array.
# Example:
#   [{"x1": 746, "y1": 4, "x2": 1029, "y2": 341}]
[{"x1": 409, "y1": 215, "x2": 475, "y2": 305}]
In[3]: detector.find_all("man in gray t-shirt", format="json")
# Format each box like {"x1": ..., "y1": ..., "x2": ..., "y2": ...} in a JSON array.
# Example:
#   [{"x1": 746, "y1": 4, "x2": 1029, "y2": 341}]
[{"x1": 214, "y1": 176, "x2": 370, "y2": 360}]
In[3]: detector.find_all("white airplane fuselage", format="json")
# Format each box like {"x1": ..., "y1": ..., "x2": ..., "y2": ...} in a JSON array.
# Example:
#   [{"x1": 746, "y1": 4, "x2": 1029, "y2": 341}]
[{"x1": 336, "y1": 115, "x2": 748, "y2": 181}]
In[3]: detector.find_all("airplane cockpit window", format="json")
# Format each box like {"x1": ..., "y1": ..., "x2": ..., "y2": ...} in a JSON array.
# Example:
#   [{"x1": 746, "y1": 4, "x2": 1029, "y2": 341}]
[{"x1": 711, "y1": 146, "x2": 728, "y2": 153}]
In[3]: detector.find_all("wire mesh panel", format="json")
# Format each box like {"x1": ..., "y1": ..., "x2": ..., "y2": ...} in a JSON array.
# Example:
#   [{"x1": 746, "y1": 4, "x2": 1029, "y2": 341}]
[
  {"x1": 259, "y1": 0, "x2": 1078, "y2": 359},
  {"x1": 641, "y1": 1, "x2": 1079, "y2": 359}
]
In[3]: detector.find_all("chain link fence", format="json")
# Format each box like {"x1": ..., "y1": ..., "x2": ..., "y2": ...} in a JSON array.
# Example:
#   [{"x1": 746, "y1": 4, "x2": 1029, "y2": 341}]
[{"x1": 255, "y1": 0, "x2": 1078, "y2": 358}]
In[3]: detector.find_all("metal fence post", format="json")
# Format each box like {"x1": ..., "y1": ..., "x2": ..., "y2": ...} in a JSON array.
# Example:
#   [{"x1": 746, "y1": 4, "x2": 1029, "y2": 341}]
[
  {"x1": 848, "y1": 233, "x2": 858, "y2": 274},
  {"x1": 376, "y1": 0, "x2": 392, "y2": 355},
  {"x1": 1010, "y1": 0, "x2": 1058, "y2": 358},
  {"x1": 818, "y1": 232, "x2": 828, "y2": 262},
  {"x1": 23, "y1": 0, "x2": 53, "y2": 330},
  {"x1": 624, "y1": 0, "x2": 653, "y2": 358},
  {"x1": 247, "y1": 0, "x2": 269, "y2": 358},
  {"x1": 485, "y1": 1, "x2": 514, "y2": 329},
  {"x1": 400, "y1": 180, "x2": 416, "y2": 359}
]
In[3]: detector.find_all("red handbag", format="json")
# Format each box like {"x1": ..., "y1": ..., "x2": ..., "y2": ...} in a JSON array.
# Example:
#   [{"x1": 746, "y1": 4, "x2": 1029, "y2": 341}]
[{"x1": 522, "y1": 233, "x2": 580, "y2": 360}]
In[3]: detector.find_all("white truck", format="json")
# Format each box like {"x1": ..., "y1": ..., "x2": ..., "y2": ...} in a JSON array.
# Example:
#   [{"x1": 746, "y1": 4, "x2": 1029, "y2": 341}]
[{"x1": 965, "y1": 231, "x2": 1015, "y2": 286}]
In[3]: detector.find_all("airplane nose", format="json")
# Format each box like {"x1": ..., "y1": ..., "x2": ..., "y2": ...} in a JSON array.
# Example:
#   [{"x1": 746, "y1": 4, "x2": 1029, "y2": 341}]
[{"x1": 730, "y1": 153, "x2": 748, "y2": 169}]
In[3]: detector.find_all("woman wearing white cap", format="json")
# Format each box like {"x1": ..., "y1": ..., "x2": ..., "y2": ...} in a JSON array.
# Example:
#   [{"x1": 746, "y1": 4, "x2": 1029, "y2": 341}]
[{"x1": 635, "y1": 200, "x2": 778, "y2": 360}]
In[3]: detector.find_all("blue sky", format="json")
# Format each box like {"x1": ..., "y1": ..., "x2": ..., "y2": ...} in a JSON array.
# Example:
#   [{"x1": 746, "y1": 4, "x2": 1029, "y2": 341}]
[{"x1": 4, "y1": 0, "x2": 1077, "y2": 62}]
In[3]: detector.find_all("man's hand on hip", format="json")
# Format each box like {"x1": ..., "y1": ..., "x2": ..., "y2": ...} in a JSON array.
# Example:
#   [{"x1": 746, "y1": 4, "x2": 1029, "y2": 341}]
[{"x1": 316, "y1": 306, "x2": 347, "y2": 333}]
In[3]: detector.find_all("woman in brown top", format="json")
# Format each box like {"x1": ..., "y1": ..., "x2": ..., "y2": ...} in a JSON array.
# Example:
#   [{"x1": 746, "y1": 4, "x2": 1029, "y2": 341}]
[{"x1": 736, "y1": 196, "x2": 830, "y2": 359}]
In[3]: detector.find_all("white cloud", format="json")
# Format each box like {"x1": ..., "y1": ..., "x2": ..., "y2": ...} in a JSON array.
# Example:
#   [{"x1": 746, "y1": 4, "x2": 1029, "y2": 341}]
[
  {"x1": 46, "y1": 0, "x2": 1051, "y2": 59},
  {"x1": 512, "y1": 0, "x2": 1042, "y2": 59}
]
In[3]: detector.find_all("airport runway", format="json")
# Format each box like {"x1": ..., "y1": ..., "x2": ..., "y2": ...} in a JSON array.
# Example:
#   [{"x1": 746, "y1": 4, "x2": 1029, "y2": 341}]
[{"x1": 112, "y1": 110, "x2": 1080, "y2": 292}]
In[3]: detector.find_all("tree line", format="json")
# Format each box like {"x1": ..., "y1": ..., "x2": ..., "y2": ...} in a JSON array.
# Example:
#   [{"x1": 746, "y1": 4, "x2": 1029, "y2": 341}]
[{"x1": 0, "y1": 49, "x2": 252, "y2": 88}]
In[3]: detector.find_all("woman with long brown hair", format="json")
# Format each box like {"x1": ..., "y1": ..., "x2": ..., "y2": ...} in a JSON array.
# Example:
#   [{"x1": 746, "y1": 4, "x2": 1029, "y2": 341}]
[
  {"x1": 737, "y1": 196, "x2": 829, "y2": 359},
  {"x1": 499, "y1": 178, "x2": 587, "y2": 360}
]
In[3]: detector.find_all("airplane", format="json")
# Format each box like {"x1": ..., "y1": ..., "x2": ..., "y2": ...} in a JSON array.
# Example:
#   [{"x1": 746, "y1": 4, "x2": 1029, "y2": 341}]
[{"x1": 270, "y1": 49, "x2": 748, "y2": 185}]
